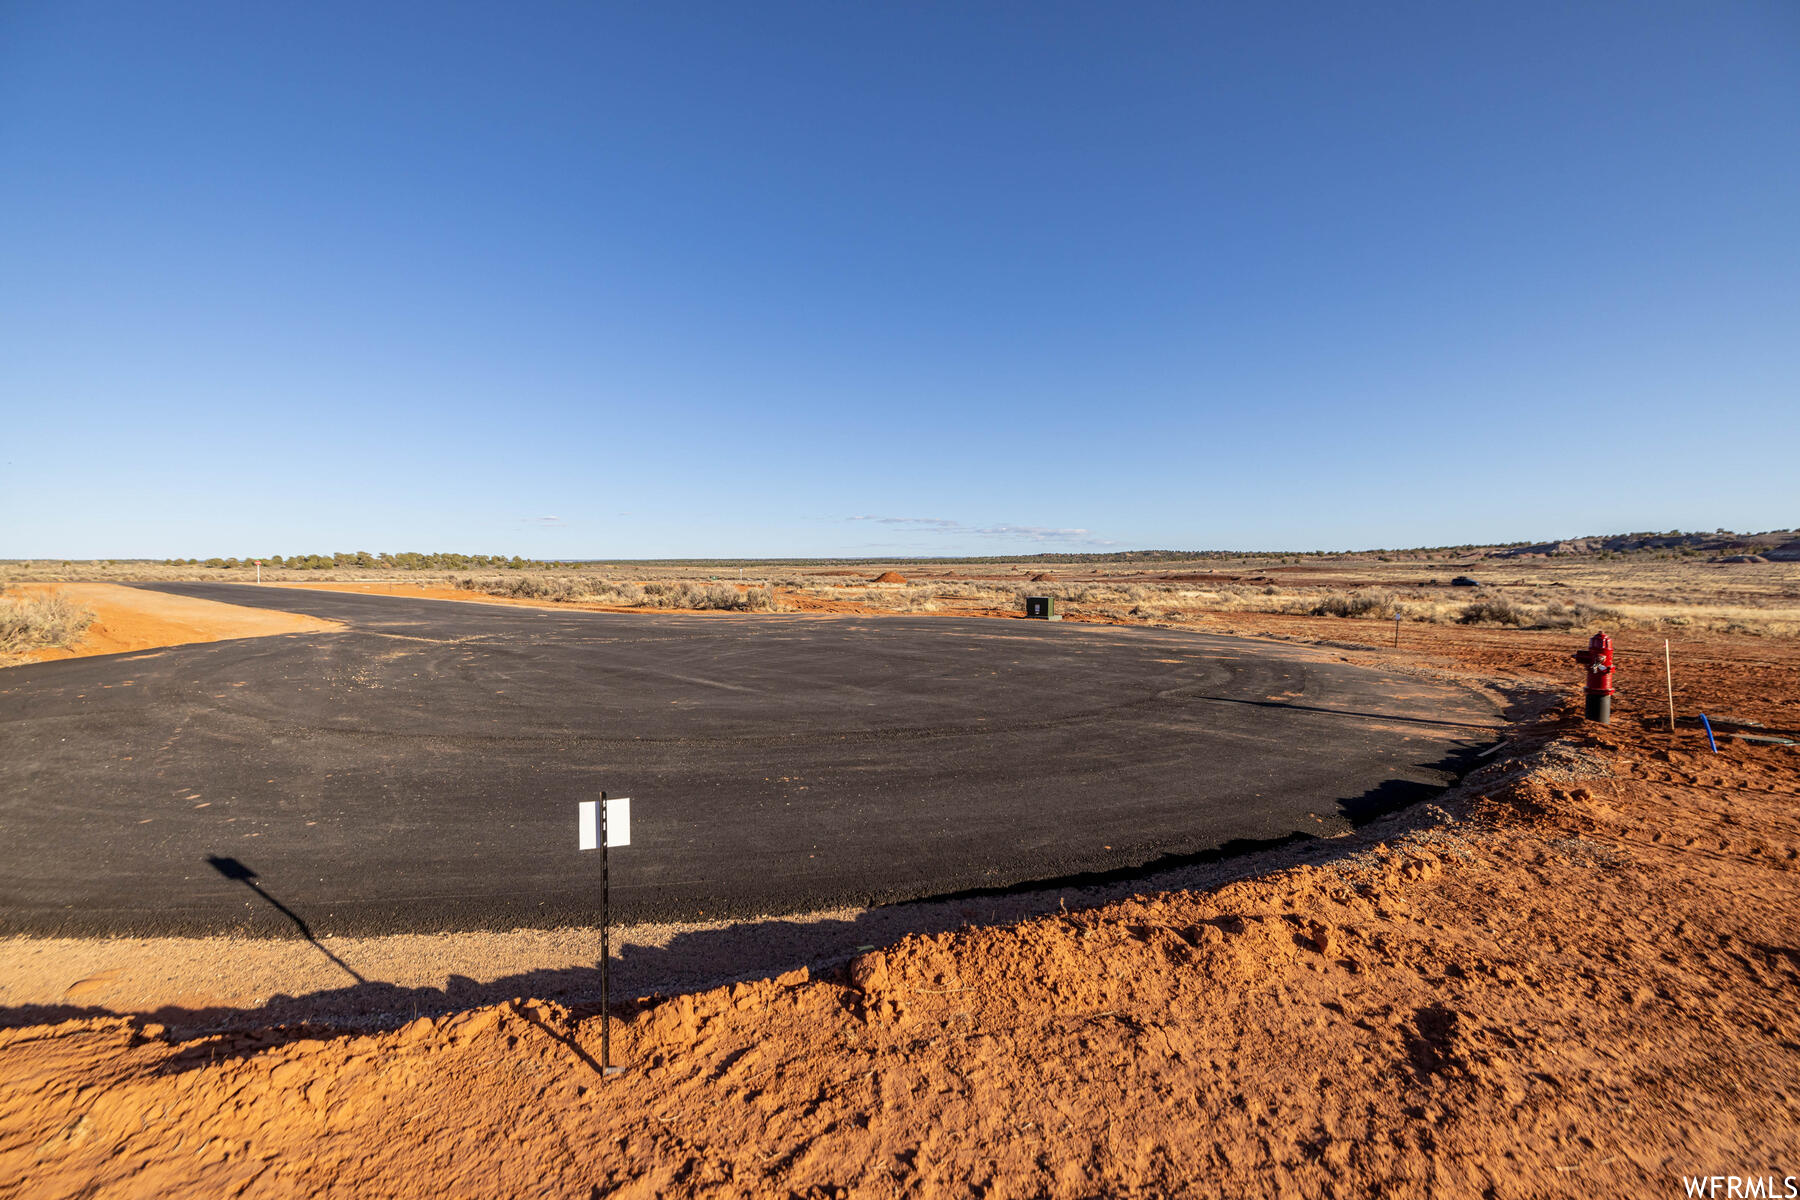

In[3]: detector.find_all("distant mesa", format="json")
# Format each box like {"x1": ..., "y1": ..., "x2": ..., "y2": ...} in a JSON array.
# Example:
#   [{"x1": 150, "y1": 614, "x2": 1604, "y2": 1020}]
[
  {"x1": 1489, "y1": 530, "x2": 1799, "y2": 560},
  {"x1": 870, "y1": 571, "x2": 908, "y2": 584}
]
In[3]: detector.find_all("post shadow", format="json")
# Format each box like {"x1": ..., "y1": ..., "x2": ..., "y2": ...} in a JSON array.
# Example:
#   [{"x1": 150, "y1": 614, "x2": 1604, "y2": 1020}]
[
  {"x1": 205, "y1": 855, "x2": 366, "y2": 985},
  {"x1": 513, "y1": 1005, "x2": 608, "y2": 1080}
]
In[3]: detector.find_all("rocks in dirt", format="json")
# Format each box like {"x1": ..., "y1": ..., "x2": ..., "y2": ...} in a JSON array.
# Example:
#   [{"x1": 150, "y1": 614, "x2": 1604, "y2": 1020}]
[
  {"x1": 1300, "y1": 919, "x2": 1338, "y2": 956},
  {"x1": 848, "y1": 950, "x2": 889, "y2": 995},
  {"x1": 442, "y1": 1007, "x2": 504, "y2": 1043},
  {"x1": 848, "y1": 950, "x2": 906, "y2": 1024},
  {"x1": 641, "y1": 993, "x2": 703, "y2": 1047}
]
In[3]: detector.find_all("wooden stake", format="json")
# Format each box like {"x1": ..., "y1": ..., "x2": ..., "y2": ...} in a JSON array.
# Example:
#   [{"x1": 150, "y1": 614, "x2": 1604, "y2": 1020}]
[{"x1": 1664, "y1": 640, "x2": 1676, "y2": 734}]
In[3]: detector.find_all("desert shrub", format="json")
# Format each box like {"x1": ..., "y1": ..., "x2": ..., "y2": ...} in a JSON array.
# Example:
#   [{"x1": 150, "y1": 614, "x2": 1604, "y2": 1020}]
[
  {"x1": 0, "y1": 590, "x2": 96, "y2": 656},
  {"x1": 1537, "y1": 600, "x2": 1624, "y2": 630},
  {"x1": 590, "y1": 581, "x2": 648, "y2": 605},
  {"x1": 645, "y1": 581, "x2": 778, "y2": 611},
  {"x1": 1311, "y1": 590, "x2": 1395, "y2": 618},
  {"x1": 1457, "y1": 598, "x2": 1530, "y2": 626},
  {"x1": 453, "y1": 574, "x2": 591, "y2": 602},
  {"x1": 737, "y1": 585, "x2": 780, "y2": 612},
  {"x1": 503, "y1": 576, "x2": 556, "y2": 599}
]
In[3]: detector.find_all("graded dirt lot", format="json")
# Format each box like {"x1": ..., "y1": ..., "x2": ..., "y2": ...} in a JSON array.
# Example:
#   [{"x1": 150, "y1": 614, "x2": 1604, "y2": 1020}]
[{"x1": 2, "y1": 578, "x2": 1796, "y2": 1198}]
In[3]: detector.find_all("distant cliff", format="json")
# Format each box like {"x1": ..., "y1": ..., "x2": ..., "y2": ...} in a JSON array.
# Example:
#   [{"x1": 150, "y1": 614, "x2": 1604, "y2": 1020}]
[{"x1": 1488, "y1": 530, "x2": 1800, "y2": 561}]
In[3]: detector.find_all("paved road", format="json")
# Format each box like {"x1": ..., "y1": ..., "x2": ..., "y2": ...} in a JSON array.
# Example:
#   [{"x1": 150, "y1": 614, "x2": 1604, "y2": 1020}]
[{"x1": 0, "y1": 583, "x2": 1501, "y2": 937}]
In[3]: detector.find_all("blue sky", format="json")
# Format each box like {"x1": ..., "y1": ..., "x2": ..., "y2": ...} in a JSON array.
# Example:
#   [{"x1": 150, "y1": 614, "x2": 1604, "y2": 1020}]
[{"x1": 3, "y1": 2, "x2": 1796, "y2": 558}]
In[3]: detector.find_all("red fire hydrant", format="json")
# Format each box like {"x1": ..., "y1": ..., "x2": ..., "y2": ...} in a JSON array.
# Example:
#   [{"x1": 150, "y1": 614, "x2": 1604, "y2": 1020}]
[{"x1": 1572, "y1": 631, "x2": 1614, "y2": 723}]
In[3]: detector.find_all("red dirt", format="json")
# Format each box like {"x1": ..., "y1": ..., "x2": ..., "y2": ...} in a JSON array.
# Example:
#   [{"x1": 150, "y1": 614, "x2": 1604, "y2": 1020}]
[
  {"x1": 779, "y1": 591, "x2": 880, "y2": 614},
  {"x1": 870, "y1": 571, "x2": 908, "y2": 584},
  {"x1": 3, "y1": 607, "x2": 1796, "y2": 1196},
  {"x1": 6, "y1": 583, "x2": 341, "y2": 663}
]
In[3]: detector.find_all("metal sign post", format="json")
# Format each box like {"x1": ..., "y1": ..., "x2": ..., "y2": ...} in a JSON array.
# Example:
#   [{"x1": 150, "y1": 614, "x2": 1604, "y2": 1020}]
[
  {"x1": 579, "y1": 793, "x2": 630, "y2": 1078},
  {"x1": 601, "y1": 793, "x2": 616, "y2": 1077}
]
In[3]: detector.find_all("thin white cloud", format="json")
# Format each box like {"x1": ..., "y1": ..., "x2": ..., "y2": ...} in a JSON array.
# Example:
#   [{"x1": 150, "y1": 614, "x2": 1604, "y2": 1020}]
[
  {"x1": 847, "y1": 515, "x2": 962, "y2": 529},
  {"x1": 973, "y1": 524, "x2": 1117, "y2": 546},
  {"x1": 846, "y1": 516, "x2": 1117, "y2": 548}
]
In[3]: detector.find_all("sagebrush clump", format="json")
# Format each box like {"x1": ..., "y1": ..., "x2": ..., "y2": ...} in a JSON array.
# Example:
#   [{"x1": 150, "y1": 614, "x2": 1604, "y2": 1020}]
[
  {"x1": 0, "y1": 590, "x2": 96, "y2": 658},
  {"x1": 1458, "y1": 597, "x2": 1531, "y2": 626},
  {"x1": 1311, "y1": 591, "x2": 1396, "y2": 619}
]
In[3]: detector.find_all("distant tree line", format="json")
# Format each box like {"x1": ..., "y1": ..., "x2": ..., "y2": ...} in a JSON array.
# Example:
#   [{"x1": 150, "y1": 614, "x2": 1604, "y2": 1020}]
[{"x1": 161, "y1": 552, "x2": 560, "y2": 570}]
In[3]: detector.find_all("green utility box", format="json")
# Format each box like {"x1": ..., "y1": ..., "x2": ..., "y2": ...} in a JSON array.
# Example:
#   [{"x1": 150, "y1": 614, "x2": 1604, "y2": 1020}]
[{"x1": 1024, "y1": 595, "x2": 1057, "y2": 620}]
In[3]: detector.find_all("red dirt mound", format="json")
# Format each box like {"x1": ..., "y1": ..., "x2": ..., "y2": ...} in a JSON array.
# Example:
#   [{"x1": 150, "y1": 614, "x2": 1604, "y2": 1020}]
[
  {"x1": 1029, "y1": 572, "x2": 1056, "y2": 582},
  {"x1": 870, "y1": 571, "x2": 908, "y2": 584}
]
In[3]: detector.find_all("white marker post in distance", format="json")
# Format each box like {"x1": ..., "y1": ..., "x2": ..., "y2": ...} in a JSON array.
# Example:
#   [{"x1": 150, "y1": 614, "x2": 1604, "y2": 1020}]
[{"x1": 578, "y1": 793, "x2": 630, "y2": 1077}]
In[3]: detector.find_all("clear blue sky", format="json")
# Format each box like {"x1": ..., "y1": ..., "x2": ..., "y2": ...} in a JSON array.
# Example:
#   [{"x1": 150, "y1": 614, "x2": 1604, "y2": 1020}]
[{"x1": 3, "y1": 2, "x2": 1796, "y2": 558}]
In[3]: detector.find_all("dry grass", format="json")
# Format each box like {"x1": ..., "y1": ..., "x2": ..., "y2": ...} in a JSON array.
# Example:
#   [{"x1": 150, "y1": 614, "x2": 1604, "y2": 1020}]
[
  {"x1": 0, "y1": 588, "x2": 96, "y2": 659},
  {"x1": 450, "y1": 575, "x2": 783, "y2": 612},
  {"x1": 792, "y1": 577, "x2": 1800, "y2": 637},
  {"x1": 5, "y1": 553, "x2": 1796, "y2": 636}
]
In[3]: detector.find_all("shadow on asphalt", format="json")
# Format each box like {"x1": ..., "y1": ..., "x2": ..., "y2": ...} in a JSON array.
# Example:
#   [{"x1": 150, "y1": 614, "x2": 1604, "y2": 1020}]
[
  {"x1": 1187, "y1": 693, "x2": 1499, "y2": 732},
  {"x1": 205, "y1": 855, "x2": 366, "y2": 986}
]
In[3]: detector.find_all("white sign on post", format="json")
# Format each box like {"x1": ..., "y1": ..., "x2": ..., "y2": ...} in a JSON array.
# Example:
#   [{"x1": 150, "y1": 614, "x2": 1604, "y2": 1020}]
[
  {"x1": 578, "y1": 797, "x2": 631, "y2": 850},
  {"x1": 579, "y1": 793, "x2": 632, "y2": 1077}
]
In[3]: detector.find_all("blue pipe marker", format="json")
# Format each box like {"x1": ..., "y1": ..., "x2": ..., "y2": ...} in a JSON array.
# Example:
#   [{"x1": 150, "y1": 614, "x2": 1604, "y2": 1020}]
[{"x1": 1700, "y1": 714, "x2": 1718, "y2": 753}]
